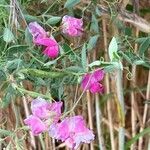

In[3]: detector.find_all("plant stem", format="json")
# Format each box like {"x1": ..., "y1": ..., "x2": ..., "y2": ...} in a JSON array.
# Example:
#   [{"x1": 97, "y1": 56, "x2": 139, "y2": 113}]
[
  {"x1": 22, "y1": 96, "x2": 36, "y2": 149},
  {"x1": 138, "y1": 71, "x2": 150, "y2": 149},
  {"x1": 116, "y1": 69, "x2": 125, "y2": 150},
  {"x1": 87, "y1": 90, "x2": 94, "y2": 150},
  {"x1": 102, "y1": 18, "x2": 116, "y2": 150},
  {"x1": 131, "y1": 28, "x2": 139, "y2": 150},
  {"x1": 95, "y1": 94, "x2": 106, "y2": 150}
]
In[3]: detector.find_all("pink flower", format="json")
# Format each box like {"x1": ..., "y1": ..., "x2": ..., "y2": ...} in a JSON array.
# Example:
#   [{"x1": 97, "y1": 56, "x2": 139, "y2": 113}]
[
  {"x1": 24, "y1": 97, "x2": 62, "y2": 135},
  {"x1": 35, "y1": 38, "x2": 59, "y2": 58},
  {"x1": 24, "y1": 115, "x2": 47, "y2": 136},
  {"x1": 28, "y1": 22, "x2": 47, "y2": 43},
  {"x1": 62, "y1": 15, "x2": 83, "y2": 37},
  {"x1": 28, "y1": 22, "x2": 59, "y2": 58},
  {"x1": 49, "y1": 116, "x2": 95, "y2": 149},
  {"x1": 81, "y1": 69, "x2": 104, "y2": 94}
]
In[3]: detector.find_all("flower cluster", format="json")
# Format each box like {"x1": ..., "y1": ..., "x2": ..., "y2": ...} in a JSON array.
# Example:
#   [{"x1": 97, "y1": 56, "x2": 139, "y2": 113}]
[
  {"x1": 28, "y1": 22, "x2": 59, "y2": 59},
  {"x1": 28, "y1": 15, "x2": 83, "y2": 59},
  {"x1": 81, "y1": 69, "x2": 105, "y2": 94},
  {"x1": 24, "y1": 97, "x2": 62, "y2": 135},
  {"x1": 24, "y1": 97, "x2": 94, "y2": 149}
]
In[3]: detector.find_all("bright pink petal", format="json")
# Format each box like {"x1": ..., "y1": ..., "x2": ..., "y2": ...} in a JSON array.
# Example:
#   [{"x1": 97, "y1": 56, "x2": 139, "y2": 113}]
[
  {"x1": 43, "y1": 45, "x2": 59, "y2": 58},
  {"x1": 24, "y1": 115, "x2": 47, "y2": 136},
  {"x1": 89, "y1": 82, "x2": 104, "y2": 94},
  {"x1": 93, "y1": 69, "x2": 105, "y2": 81},
  {"x1": 81, "y1": 74, "x2": 91, "y2": 90},
  {"x1": 35, "y1": 38, "x2": 57, "y2": 47}
]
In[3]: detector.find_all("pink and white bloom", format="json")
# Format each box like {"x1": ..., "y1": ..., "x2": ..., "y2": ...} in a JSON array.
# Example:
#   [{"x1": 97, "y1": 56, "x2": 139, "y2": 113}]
[
  {"x1": 24, "y1": 97, "x2": 62, "y2": 135},
  {"x1": 24, "y1": 115, "x2": 47, "y2": 136},
  {"x1": 81, "y1": 69, "x2": 104, "y2": 94},
  {"x1": 49, "y1": 116, "x2": 95, "y2": 149},
  {"x1": 62, "y1": 15, "x2": 83, "y2": 37},
  {"x1": 28, "y1": 22, "x2": 47, "y2": 43},
  {"x1": 28, "y1": 22, "x2": 59, "y2": 58}
]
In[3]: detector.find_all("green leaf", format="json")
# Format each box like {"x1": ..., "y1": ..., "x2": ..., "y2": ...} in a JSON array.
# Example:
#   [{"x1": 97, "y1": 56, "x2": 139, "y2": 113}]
[
  {"x1": 44, "y1": 60, "x2": 57, "y2": 66},
  {"x1": 90, "y1": 14, "x2": 99, "y2": 33},
  {"x1": 25, "y1": 27, "x2": 32, "y2": 45},
  {"x1": 46, "y1": 16, "x2": 61, "y2": 25},
  {"x1": 24, "y1": 14, "x2": 40, "y2": 23},
  {"x1": 125, "y1": 128, "x2": 150, "y2": 149},
  {"x1": 64, "y1": 0, "x2": 80, "y2": 8},
  {"x1": 139, "y1": 38, "x2": 150, "y2": 55},
  {"x1": 6, "y1": 45, "x2": 28, "y2": 54},
  {"x1": 3, "y1": 28, "x2": 14, "y2": 43},
  {"x1": 0, "y1": 129, "x2": 12, "y2": 136},
  {"x1": 87, "y1": 35, "x2": 99, "y2": 51},
  {"x1": 81, "y1": 44, "x2": 87, "y2": 71},
  {"x1": 108, "y1": 37, "x2": 119, "y2": 61}
]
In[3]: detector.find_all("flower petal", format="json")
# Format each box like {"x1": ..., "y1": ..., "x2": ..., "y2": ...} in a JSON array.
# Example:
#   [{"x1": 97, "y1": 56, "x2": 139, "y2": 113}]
[
  {"x1": 24, "y1": 115, "x2": 47, "y2": 135},
  {"x1": 35, "y1": 38, "x2": 57, "y2": 47},
  {"x1": 43, "y1": 45, "x2": 59, "y2": 58},
  {"x1": 28, "y1": 22, "x2": 47, "y2": 40},
  {"x1": 89, "y1": 82, "x2": 104, "y2": 94},
  {"x1": 93, "y1": 69, "x2": 105, "y2": 81}
]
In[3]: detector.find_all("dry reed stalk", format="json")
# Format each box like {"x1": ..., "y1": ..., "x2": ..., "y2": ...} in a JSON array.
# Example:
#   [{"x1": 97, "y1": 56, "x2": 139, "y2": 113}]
[
  {"x1": 86, "y1": 90, "x2": 94, "y2": 150},
  {"x1": 102, "y1": 117, "x2": 131, "y2": 138},
  {"x1": 138, "y1": 71, "x2": 150, "y2": 149},
  {"x1": 131, "y1": 29, "x2": 139, "y2": 150},
  {"x1": 116, "y1": 69, "x2": 125, "y2": 150},
  {"x1": 102, "y1": 18, "x2": 116, "y2": 150},
  {"x1": 92, "y1": 44, "x2": 106, "y2": 149},
  {"x1": 95, "y1": 94, "x2": 106, "y2": 150},
  {"x1": 22, "y1": 96, "x2": 36, "y2": 149}
]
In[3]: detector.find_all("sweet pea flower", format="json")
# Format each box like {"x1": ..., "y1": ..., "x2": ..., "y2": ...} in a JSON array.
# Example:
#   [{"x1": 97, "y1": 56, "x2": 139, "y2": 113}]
[
  {"x1": 62, "y1": 15, "x2": 83, "y2": 37},
  {"x1": 28, "y1": 22, "x2": 59, "y2": 58},
  {"x1": 49, "y1": 116, "x2": 95, "y2": 149},
  {"x1": 24, "y1": 97, "x2": 62, "y2": 135},
  {"x1": 28, "y1": 22, "x2": 47, "y2": 43},
  {"x1": 24, "y1": 115, "x2": 47, "y2": 136},
  {"x1": 81, "y1": 69, "x2": 104, "y2": 94}
]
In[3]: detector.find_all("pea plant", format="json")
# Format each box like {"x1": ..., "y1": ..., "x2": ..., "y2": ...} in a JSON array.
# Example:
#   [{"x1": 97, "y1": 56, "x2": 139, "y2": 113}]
[{"x1": 0, "y1": 0, "x2": 150, "y2": 150}]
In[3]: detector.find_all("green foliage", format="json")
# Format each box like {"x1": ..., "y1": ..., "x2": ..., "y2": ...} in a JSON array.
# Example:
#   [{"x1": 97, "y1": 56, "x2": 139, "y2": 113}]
[
  {"x1": 87, "y1": 35, "x2": 99, "y2": 51},
  {"x1": 46, "y1": 16, "x2": 61, "y2": 25},
  {"x1": 125, "y1": 128, "x2": 150, "y2": 149},
  {"x1": 3, "y1": 28, "x2": 15, "y2": 43},
  {"x1": 64, "y1": 0, "x2": 80, "y2": 9},
  {"x1": 108, "y1": 37, "x2": 119, "y2": 61}
]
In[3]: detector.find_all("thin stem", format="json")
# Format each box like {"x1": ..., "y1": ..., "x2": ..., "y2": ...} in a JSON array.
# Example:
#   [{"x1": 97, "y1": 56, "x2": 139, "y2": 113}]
[
  {"x1": 138, "y1": 71, "x2": 150, "y2": 149},
  {"x1": 131, "y1": 29, "x2": 139, "y2": 150},
  {"x1": 22, "y1": 96, "x2": 36, "y2": 149},
  {"x1": 102, "y1": 18, "x2": 116, "y2": 150},
  {"x1": 87, "y1": 90, "x2": 94, "y2": 150},
  {"x1": 95, "y1": 94, "x2": 106, "y2": 150},
  {"x1": 116, "y1": 69, "x2": 125, "y2": 150}
]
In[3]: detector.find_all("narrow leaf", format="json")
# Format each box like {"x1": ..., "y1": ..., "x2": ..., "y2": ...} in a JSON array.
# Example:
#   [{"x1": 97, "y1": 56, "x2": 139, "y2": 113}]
[
  {"x1": 3, "y1": 28, "x2": 14, "y2": 43},
  {"x1": 125, "y1": 128, "x2": 150, "y2": 149},
  {"x1": 46, "y1": 16, "x2": 61, "y2": 25},
  {"x1": 81, "y1": 44, "x2": 87, "y2": 71},
  {"x1": 87, "y1": 35, "x2": 99, "y2": 51},
  {"x1": 64, "y1": 0, "x2": 80, "y2": 8},
  {"x1": 139, "y1": 38, "x2": 150, "y2": 55},
  {"x1": 108, "y1": 37, "x2": 118, "y2": 61}
]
